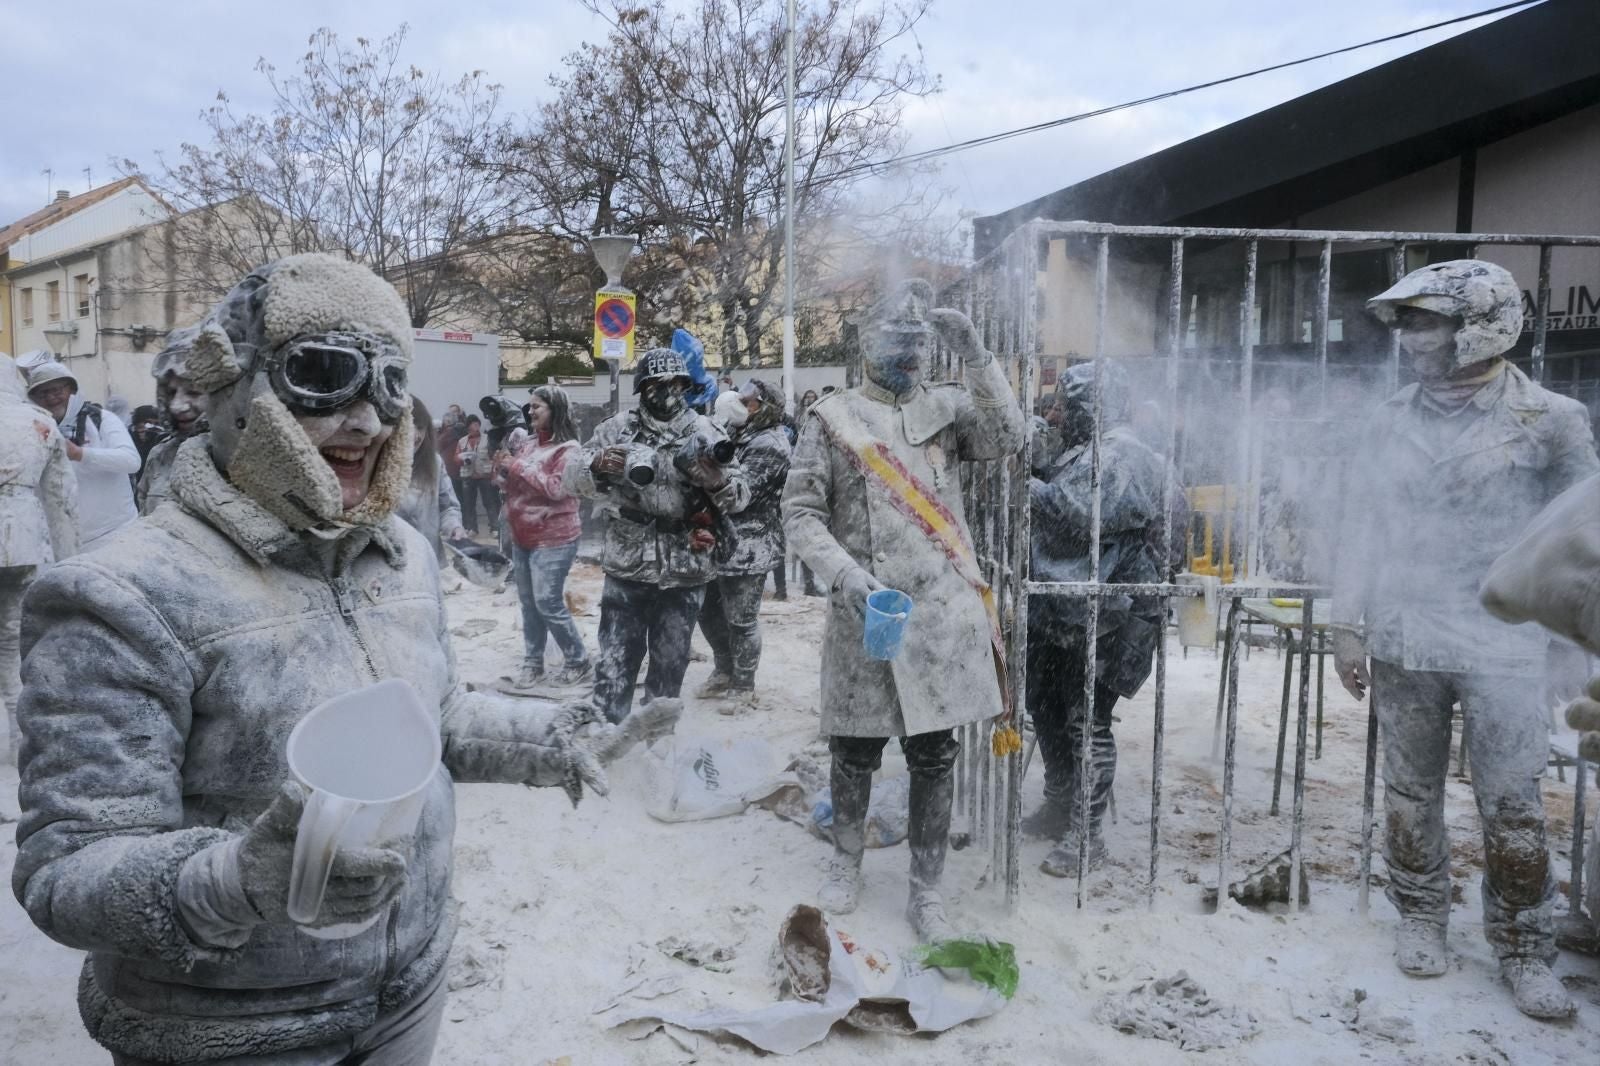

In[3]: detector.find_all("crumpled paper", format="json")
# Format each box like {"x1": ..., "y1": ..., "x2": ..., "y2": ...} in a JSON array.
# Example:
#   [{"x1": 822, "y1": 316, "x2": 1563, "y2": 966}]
[{"x1": 600, "y1": 905, "x2": 1013, "y2": 1054}]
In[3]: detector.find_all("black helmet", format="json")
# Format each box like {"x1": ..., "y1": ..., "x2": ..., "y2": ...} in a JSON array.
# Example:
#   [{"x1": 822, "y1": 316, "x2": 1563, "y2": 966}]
[{"x1": 633, "y1": 347, "x2": 692, "y2": 394}]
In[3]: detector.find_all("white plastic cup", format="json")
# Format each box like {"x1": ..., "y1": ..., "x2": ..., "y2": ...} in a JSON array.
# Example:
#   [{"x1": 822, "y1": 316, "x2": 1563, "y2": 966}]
[{"x1": 285, "y1": 678, "x2": 441, "y2": 938}]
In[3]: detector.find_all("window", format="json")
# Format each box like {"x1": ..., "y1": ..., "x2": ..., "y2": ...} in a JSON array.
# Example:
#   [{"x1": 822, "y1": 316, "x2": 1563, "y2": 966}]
[
  {"x1": 46, "y1": 280, "x2": 60, "y2": 322},
  {"x1": 19, "y1": 287, "x2": 32, "y2": 327},
  {"x1": 74, "y1": 274, "x2": 91, "y2": 318}
]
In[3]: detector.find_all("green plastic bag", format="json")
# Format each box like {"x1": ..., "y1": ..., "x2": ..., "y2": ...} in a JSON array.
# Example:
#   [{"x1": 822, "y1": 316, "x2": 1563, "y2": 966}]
[{"x1": 915, "y1": 938, "x2": 1020, "y2": 999}]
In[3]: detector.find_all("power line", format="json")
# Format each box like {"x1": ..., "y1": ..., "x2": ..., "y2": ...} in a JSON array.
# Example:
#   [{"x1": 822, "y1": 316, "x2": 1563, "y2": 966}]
[{"x1": 831, "y1": 0, "x2": 1542, "y2": 179}]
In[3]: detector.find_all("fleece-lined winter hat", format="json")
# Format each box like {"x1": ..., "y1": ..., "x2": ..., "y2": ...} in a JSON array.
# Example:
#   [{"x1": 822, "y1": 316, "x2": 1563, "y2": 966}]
[
  {"x1": 150, "y1": 325, "x2": 201, "y2": 383},
  {"x1": 1367, "y1": 259, "x2": 1523, "y2": 368},
  {"x1": 192, "y1": 253, "x2": 416, "y2": 531}
]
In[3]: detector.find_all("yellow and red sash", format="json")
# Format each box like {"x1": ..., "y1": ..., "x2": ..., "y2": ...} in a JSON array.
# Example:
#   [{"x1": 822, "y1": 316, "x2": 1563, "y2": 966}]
[{"x1": 815, "y1": 402, "x2": 1011, "y2": 718}]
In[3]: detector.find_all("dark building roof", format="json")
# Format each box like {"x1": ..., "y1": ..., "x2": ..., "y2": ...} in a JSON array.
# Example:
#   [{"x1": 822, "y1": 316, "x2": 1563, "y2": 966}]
[{"x1": 972, "y1": 0, "x2": 1600, "y2": 258}]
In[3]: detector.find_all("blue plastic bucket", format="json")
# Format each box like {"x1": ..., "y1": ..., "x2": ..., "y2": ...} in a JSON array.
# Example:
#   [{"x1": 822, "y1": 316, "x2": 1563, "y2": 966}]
[{"x1": 863, "y1": 588, "x2": 914, "y2": 660}]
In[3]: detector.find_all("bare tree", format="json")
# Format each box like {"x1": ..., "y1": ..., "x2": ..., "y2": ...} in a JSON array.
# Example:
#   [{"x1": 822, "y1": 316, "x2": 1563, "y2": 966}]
[
  {"x1": 494, "y1": 0, "x2": 940, "y2": 368},
  {"x1": 124, "y1": 26, "x2": 513, "y2": 326}
]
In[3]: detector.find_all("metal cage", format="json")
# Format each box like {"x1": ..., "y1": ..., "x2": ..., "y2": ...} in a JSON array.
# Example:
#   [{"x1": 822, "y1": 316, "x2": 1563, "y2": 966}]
[{"x1": 942, "y1": 219, "x2": 1600, "y2": 918}]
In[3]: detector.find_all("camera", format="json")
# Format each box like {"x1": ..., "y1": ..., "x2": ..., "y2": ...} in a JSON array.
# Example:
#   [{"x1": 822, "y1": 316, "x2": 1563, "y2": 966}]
[
  {"x1": 625, "y1": 444, "x2": 659, "y2": 486},
  {"x1": 678, "y1": 429, "x2": 736, "y2": 466}
]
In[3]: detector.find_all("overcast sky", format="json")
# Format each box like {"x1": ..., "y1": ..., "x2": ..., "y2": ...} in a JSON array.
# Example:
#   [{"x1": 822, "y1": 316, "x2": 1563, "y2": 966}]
[{"x1": 1, "y1": 0, "x2": 1529, "y2": 233}]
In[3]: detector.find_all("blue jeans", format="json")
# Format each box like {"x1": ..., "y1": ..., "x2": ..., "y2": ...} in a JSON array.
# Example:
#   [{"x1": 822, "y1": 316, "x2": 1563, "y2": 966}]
[{"x1": 512, "y1": 540, "x2": 587, "y2": 669}]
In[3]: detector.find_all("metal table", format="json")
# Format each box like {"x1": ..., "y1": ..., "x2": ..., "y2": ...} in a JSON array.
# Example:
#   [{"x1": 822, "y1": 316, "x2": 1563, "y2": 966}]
[{"x1": 1211, "y1": 598, "x2": 1333, "y2": 817}]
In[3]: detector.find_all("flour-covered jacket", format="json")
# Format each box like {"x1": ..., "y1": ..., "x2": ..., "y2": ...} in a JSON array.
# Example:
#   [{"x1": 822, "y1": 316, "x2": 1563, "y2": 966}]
[
  {"x1": 13, "y1": 435, "x2": 582, "y2": 1063},
  {"x1": 135, "y1": 433, "x2": 178, "y2": 515},
  {"x1": 0, "y1": 398, "x2": 78, "y2": 566},
  {"x1": 396, "y1": 452, "x2": 464, "y2": 561},
  {"x1": 1029, "y1": 424, "x2": 1173, "y2": 696},
  {"x1": 1332, "y1": 365, "x2": 1599, "y2": 674},
  {"x1": 60, "y1": 393, "x2": 139, "y2": 547},
  {"x1": 503, "y1": 436, "x2": 581, "y2": 550},
  {"x1": 565, "y1": 407, "x2": 750, "y2": 588},
  {"x1": 720, "y1": 424, "x2": 791, "y2": 575},
  {"x1": 782, "y1": 362, "x2": 1025, "y2": 737}
]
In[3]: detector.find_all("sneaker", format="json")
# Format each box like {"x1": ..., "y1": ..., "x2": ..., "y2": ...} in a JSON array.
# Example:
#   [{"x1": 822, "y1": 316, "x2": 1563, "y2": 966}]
[
  {"x1": 1039, "y1": 832, "x2": 1108, "y2": 878},
  {"x1": 555, "y1": 660, "x2": 594, "y2": 687},
  {"x1": 906, "y1": 888, "x2": 957, "y2": 943},
  {"x1": 696, "y1": 672, "x2": 733, "y2": 699},
  {"x1": 817, "y1": 855, "x2": 862, "y2": 914},
  {"x1": 1500, "y1": 958, "x2": 1576, "y2": 1020},
  {"x1": 502, "y1": 663, "x2": 546, "y2": 694},
  {"x1": 1395, "y1": 917, "x2": 1448, "y2": 977}
]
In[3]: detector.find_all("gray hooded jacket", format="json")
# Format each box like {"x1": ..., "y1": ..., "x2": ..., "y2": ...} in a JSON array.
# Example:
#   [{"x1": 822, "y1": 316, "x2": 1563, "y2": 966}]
[{"x1": 13, "y1": 435, "x2": 583, "y2": 1063}]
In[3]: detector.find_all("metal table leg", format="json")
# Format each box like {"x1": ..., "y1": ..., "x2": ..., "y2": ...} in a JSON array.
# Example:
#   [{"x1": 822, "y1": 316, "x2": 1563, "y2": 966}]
[
  {"x1": 1271, "y1": 630, "x2": 1294, "y2": 816},
  {"x1": 1314, "y1": 632, "x2": 1326, "y2": 760}
]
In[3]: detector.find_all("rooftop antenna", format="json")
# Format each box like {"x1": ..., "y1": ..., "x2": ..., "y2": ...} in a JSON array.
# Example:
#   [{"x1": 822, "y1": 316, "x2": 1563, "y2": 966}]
[
  {"x1": 42, "y1": 168, "x2": 53, "y2": 204},
  {"x1": 83, "y1": 165, "x2": 93, "y2": 191}
]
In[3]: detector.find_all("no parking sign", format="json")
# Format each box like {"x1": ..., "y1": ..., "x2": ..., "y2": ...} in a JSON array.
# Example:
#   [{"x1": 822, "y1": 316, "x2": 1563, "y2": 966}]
[{"x1": 593, "y1": 288, "x2": 636, "y2": 363}]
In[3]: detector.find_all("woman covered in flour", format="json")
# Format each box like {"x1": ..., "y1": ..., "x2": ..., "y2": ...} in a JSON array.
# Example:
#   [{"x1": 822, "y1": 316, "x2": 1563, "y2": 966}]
[
  {"x1": 782, "y1": 278, "x2": 1024, "y2": 941},
  {"x1": 11, "y1": 254, "x2": 673, "y2": 1065}
]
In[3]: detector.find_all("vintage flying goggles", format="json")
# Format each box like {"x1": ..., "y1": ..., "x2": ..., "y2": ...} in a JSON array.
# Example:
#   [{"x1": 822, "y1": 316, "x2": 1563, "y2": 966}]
[{"x1": 268, "y1": 332, "x2": 409, "y2": 421}]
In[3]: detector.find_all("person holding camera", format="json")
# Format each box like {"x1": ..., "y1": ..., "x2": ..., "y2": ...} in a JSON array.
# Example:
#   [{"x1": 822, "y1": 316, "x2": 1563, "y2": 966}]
[
  {"x1": 697, "y1": 379, "x2": 792, "y2": 711},
  {"x1": 566, "y1": 347, "x2": 751, "y2": 723}
]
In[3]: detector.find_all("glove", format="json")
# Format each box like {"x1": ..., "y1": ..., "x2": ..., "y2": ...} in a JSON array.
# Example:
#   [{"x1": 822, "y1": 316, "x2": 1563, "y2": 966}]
[
  {"x1": 1331, "y1": 629, "x2": 1370, "y2": 702},
  {"x1": 929, "y1": 307, "x2": 987, "y2": 367},
  {"x1": 591, "y1": 447, "x2": 629, "y2": 481},
  {"x1": 1565, "y1": 676, "x2": 1600, "y2": 764},
  {"x1": 579, "y1": 697, "x2": 684, "y2": 765},
  {"x1": 235, "y1": 783, "x2": 408, "y2": 929},
  {"x1": 836, "y1": 566, "x2": 885, "y2": 618},
  {"x1": 674, "y1": 453, "x2": 727, "y2": 491},
  {"x1": 689, "y1": 528, "x2": 717, "y2": 552}
]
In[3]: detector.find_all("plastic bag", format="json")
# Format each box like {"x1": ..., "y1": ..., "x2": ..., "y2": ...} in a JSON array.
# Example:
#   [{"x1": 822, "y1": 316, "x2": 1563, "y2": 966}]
[
  {"x1": 809, "y1": 775, "x2": 909, "y2": 848},
  {"x1": 647, "y1": 734, "x2": 793, "y2": 822}
]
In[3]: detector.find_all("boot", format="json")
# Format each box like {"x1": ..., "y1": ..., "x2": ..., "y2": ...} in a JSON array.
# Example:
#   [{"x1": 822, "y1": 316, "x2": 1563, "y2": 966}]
[
  {"x1": 906, "y1": 765, "x2": 957, "y2": 943},
  {"x1": 818, "y1": 755, "x2": 871, "y2": 915},
  {"x1": 1040, "y1": 827, "x2": 1108, "y2": 878},
  {"x1": 696, "y1": 671, "x2": 732, "y2": 699},
  {"x1": 1500, "y1": 958, "x2": 1575, "y2": 1020},
  {"x1": 1394, "y1": 917, "x2": 1448, "y2": 977},
  {"x1": 717, "y1": 686, "x2": 758, "y2": 716},
  {"x1": 1020, "y1": 797, "x2": 1073, "y2": 841}
]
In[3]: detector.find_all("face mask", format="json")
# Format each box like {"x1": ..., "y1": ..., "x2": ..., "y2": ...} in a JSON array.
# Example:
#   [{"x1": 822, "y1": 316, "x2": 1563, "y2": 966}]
[
  {"x1": 641, "y1": 381, "x2": 686, "y2": 421},
  {"x1": 865, "y1": 331, "x2": 928, "y2": 395}
]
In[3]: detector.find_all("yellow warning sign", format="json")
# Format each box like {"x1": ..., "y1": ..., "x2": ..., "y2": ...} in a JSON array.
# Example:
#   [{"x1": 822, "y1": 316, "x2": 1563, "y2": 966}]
[{"x1": 592, "y1": 288, "x2": 636, "y2": 364}]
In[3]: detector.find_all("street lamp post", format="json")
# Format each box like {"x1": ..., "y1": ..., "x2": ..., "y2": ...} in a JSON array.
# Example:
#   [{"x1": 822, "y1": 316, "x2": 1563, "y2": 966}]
[
  {"x1": 590, "y1": 234, "x2": 638, "y2": 416},
  {"x1": 42, "y1": 320, "x2": 79, "y2": 358}
]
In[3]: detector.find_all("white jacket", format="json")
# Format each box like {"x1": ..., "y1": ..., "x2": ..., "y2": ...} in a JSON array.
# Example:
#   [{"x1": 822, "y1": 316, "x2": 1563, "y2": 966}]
[
  {"x1": 0, "y1": 372, "x2": 78, "y2": 567},
  {"x1": 61, "y1": 394, "x2": 138, "y2": 548}
]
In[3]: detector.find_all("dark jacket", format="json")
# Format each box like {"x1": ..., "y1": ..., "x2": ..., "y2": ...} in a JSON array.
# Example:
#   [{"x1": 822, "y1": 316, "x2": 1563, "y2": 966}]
[
  {"x1": 1029, "y1": 424, "x2": 1180, "y2": 697},
  {"x1": 719, "y1": 424, "x2": 791, "y2": 575}
]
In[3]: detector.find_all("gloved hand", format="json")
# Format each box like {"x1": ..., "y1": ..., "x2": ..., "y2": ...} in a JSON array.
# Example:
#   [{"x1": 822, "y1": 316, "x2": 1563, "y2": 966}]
[
  {"x1": 929, "y1": 307, "x2": 988, "y2": 367},
  {"x1": 674, "y1": 453, "x2": 728, "y2": 491},
  {"x1": 591, "y1": 446, "x2": 629, "y2": 481},
  {"x1": 689, "y1": 528, "x2": 717, "y2": 552},
  {"x1": 580, "y1": 697, "x2": 684, "y2": 764},
  {"x1": 835, "y1": 566, "x2": 885, "y2": 618},
  {"x1": 548, "y1": 702, "x2": 613, "y2": 805},
  {"x1": 1565, "y1": 676, "x2": 1600, "y2": 764},
  {"x1": 1332, "y1": 629, "x2": 1370, "y2": 701},
  {"x1": 237, "y1": 783, "x2": 408, "y2": 929}
]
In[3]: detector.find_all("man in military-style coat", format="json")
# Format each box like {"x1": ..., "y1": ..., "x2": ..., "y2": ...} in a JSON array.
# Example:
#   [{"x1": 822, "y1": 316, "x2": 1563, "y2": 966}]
[{"x1": 782, "y1": 278, "x2": 1024, "y2": 941}]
